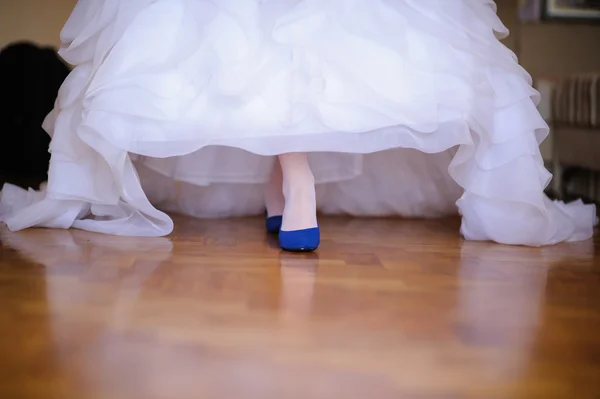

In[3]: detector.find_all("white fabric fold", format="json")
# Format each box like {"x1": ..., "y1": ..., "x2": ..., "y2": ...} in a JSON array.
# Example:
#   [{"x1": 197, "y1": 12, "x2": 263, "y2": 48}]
[{"x1": 1, "y1": 0, "x2": 596, "y2": 245}]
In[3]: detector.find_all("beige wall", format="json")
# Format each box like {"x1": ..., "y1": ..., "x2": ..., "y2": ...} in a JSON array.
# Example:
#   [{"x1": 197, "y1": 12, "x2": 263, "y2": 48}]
[
  {"x1": 496, "y1": 0, "x2": 600, "y2": 79},
  {"x1": 0, "y1": 0, "x2": 76, "y2": 48},
  {"x1": 519, "y1": 23, "x2": 600, "y2": 78},
  {"x1": 497, "y1": 0, "x2": 520, "y2": 52}
]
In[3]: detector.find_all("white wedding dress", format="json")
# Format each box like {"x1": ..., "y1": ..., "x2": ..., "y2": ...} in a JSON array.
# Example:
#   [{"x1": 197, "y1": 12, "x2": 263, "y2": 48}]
[{"x1": 0, "y1": 0, "x2": 596, "y2": 246}]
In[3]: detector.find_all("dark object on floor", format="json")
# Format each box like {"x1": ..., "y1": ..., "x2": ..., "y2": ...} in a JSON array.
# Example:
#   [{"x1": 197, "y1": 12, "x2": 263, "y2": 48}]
[{"x1": 0, "y1": 42, "x2": 70, "y2": 189}]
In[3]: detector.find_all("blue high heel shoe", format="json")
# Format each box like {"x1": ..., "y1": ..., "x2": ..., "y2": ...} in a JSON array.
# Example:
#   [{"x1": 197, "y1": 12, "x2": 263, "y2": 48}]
[
  {"x1": 265, "y1": 213, "x2": 282, "y2": 234},
  {"x1": 279, "y1": 227, "x2": 320, "y2": 252}
]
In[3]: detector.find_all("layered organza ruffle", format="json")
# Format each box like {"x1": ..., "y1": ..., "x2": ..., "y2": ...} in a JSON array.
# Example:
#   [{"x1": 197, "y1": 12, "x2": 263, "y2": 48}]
[{"x1": 0, "y1": 0, "x2": 596, "y2": 245}]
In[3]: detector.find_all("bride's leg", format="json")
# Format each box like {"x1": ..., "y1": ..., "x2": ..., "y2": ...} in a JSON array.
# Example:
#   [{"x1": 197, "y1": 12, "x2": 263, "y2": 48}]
[
  {"x1": 264, "y1": 158, "x2": 285, "y2": 218},
  {"x1": 278, "y1": 152, "x2": 318, "y2": 232}
]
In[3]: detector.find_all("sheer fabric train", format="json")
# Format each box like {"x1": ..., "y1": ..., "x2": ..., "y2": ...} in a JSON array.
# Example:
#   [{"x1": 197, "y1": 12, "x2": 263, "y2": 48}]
[{"x1": 0, "y1": 0, "x2": 596, "y2": 245}]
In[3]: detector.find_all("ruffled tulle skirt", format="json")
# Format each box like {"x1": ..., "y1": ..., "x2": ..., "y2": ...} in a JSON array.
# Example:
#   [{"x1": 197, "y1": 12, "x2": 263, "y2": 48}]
[{"x1": 0, "y1": 0, "x2": 596, "y2": 245}]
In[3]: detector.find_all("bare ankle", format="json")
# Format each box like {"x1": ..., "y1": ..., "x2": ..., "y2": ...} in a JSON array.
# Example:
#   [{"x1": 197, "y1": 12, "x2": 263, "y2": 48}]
[
  {"x1": 265, "y1": 159, "x2": 285, "y2": 217},
  {"x1": 277, "y1": 153, "x2": 318, "y2": 231}
]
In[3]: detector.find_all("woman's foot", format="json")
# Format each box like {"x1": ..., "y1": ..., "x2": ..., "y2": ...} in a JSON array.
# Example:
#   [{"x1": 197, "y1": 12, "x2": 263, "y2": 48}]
[
  {"x1": 264, "y1": 159, "x2": 285, "y2": 233},
  {"x1": 278, "y1": 153, "x2": 320, "y2": 252},
  {"x1": 281, "y1": 168, "x2": 318, "y2": 232}
]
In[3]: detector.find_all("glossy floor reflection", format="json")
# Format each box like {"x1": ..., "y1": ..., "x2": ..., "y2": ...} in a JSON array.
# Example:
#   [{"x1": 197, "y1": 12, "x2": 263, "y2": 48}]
[{"x1": 0, "y1": 216, "x2": 598, "y2": 399}]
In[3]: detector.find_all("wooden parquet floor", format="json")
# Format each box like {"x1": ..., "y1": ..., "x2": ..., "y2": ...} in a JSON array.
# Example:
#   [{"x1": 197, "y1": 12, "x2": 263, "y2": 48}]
[{"x1": 0, "y1": 216, "x2": 598, "y2": 399}]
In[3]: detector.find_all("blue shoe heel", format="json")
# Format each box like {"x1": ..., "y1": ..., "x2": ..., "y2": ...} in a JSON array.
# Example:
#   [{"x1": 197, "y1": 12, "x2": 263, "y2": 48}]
[
  {"x1": 265, "y1": 214, "x2": 283, "y2": 234},
  {"x1": 279, "y1": 227, "x2": 320, "y2": 252}
]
